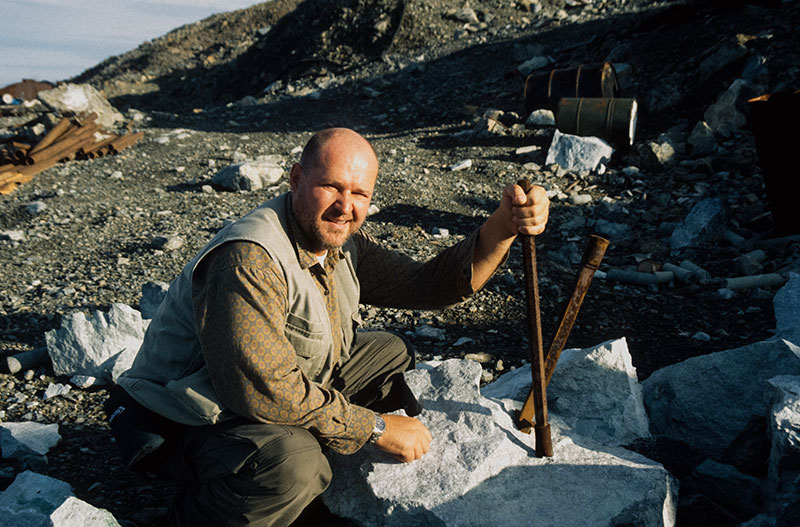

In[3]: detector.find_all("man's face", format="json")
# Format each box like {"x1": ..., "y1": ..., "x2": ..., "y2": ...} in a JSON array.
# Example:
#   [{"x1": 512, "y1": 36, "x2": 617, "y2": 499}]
[{"x1": 290, "y1": 145, "x2": 377, "y2": 255}]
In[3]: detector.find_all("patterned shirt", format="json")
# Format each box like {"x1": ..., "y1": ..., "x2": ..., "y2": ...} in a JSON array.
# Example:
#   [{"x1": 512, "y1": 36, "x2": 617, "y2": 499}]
[{"x1": 192, "y1": 205, "x2": 481, "y2": 454}]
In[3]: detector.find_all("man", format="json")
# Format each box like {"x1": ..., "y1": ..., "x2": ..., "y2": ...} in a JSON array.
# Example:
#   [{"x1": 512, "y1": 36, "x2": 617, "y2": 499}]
[{"x1": 107, "y1": 128, "x2": 549, "y2": 526}]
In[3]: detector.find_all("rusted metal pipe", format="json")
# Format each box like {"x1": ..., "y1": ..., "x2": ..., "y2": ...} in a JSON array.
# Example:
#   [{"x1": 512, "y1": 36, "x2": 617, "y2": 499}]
[
  {"x1": 28, "y1": 117, "x2": 71, "y2": 156},
  {"x1": 108, "y1": 131, "x2": 144, "y2": 153},
  {"x1": 27, "y1": 124, "x2": 99, "y2": 165},
  {"x1": 80, "y1": 134, "x2": 118, "y2": 157},
  {"x1": 516, "y1": 178, "x2": 553, "y2": 457},
  {"x1": 517, "y1": 234, "x2": 609, "y2": 432},
  {"x1": 0, "y1": 171, "x2": 32, "y2": 194},
  {"x1": 544, "y1": 234, "x2": 609, "y2": 383}
]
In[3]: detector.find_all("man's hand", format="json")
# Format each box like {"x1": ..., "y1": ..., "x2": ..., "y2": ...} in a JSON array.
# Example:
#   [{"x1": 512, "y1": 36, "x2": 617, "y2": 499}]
[
  {"x1": 374, "y1": 414, "x2": 432, "y2": 463},
  {"x1": 499, "y1": 182, "x2": 550, "y2": 237},
  {"x1": 471, "y1": 181, "x2": 550, "y2": 290}
]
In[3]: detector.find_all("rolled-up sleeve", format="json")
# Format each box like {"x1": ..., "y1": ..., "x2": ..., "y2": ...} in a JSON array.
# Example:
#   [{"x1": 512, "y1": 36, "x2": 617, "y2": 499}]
[{"x1": 192, "y1": 241, "x2": 374, "y2": 454}]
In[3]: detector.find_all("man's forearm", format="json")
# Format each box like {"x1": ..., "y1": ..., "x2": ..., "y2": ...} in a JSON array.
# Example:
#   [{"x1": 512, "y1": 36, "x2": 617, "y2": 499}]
[
  {"x1": 472, "y1": 209, "x2": 517, "y2": 290},
  {"x1": 471, "y1": 182, "x2": 550, "y2": 290}
]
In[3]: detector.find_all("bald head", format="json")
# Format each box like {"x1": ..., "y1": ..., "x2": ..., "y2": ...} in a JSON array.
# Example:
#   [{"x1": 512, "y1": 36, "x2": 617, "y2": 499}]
[
  {"x1": 299, "y1": 127, "x2": 378, "y2": 176},
  {"x1": 290, "y1": 128, "x2": 379, "y2": 255}
]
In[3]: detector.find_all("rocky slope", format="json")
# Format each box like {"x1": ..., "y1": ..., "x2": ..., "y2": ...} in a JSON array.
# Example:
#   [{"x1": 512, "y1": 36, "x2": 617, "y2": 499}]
[{"x1": 1, "y1": 0, "x2": 799, "y2": 525}]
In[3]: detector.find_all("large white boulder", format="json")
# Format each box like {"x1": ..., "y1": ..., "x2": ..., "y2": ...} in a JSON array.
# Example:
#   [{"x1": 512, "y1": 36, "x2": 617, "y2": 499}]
[
  {"x1": 211, "y1": 158, "x2": 284, "y2": 191},
  {"x1": 545, "y1": 129, "x2": 614, "y2": 173},
  {"x1": 325, "y1": 355, "x2": 676, "y2": 526},
  {"x1": 37, "y1": 83, "x2": 124, "y2": 129},
  {"x1": 643, "y1": 338, "x2": 800, "y2": 460},
  {"x1": 485, "y1": 337, "x2": 650, "y2": 445}
]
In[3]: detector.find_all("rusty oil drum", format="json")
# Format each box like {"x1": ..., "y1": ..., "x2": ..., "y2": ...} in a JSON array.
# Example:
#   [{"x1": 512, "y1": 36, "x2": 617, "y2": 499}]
[
  {"x1": 524, "y1": 62, "x2": 619, "y2": 113},
  {"x1": 555, "y1": 97, "x2": 638, "y2": 148}
]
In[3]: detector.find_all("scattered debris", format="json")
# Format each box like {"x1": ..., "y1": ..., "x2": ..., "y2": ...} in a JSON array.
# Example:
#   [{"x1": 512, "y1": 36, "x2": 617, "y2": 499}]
[
  {"x1": 0, "y1": 109, "x2": 143, "y2": 195},
  {"x1": 449, "y1": 159, "x2": 472, "y2": 171}
]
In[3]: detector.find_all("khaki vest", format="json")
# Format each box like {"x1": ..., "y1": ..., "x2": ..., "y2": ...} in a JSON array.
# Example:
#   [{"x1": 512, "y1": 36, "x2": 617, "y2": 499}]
[{"x1": 117, "y1": 193, "x2": 361, "y2": 426}]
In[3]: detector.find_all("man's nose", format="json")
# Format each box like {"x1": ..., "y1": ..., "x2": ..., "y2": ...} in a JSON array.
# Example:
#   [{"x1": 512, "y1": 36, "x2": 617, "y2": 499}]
[{"x1": 334, "y1": 191, "x2": 353, "y2": 215}]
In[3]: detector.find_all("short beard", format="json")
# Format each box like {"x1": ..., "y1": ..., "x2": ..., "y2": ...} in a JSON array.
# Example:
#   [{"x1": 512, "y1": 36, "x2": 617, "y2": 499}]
[{"x1": 295, "y1": 206, "x2": 358, "y2": 253}]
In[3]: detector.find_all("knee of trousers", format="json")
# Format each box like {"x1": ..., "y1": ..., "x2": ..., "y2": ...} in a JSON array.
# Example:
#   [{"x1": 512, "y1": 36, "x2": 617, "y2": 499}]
[
  {"x1": 247, "y1": 427, "x2": 332, "y2": 495},
  {"x1": 385, "y1": 331, "x2": 415, "y2": 370}
]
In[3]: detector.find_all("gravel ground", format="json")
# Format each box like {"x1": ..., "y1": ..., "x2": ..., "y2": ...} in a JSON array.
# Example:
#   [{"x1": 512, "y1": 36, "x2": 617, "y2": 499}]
[{"x1": 1, "y1": 0, "x2": 799, "y2": 525}]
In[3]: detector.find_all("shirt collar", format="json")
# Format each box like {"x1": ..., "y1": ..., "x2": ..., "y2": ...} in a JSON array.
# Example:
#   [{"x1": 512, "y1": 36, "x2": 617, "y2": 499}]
[{"x1": 287, "y1": 194, "x2": 343, "y2": 270}]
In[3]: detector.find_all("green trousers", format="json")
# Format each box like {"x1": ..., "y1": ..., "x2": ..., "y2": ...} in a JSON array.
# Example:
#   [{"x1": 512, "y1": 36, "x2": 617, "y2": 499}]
[{"x1": 158, "y1": 330, "x2": 414, "y2": 527}]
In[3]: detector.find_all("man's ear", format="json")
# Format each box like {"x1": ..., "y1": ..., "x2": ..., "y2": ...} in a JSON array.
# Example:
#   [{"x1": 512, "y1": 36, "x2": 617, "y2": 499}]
[{"x1": 289, "y1": 163, "x2": 302, "y2": 192}]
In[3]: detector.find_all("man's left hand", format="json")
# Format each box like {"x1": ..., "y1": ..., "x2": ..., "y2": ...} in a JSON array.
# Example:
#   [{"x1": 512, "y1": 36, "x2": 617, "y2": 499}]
[{"x1": 500, "y1": 182, "x2": 550, "y2": 237}]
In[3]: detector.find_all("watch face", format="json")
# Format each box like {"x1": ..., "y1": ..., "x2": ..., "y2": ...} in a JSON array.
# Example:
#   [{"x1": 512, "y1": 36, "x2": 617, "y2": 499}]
[
  {"x1": 370, "y1": 414, "x2": 386, "y2": 443},
  {"x1": 375, "y1": 414, "x2": 386, "y2": 434}
]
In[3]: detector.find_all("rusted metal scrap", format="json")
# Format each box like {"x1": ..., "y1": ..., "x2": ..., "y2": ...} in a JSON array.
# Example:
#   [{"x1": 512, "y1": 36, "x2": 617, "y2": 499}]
[
  {"x1": 517, "y1": 178, "x2": 553, "y2": 457},
  {"x1": 0, "y1": 112, "x2": 143, "y2": 195},
  {"x1": 516, "y1": 234, "x2": 610, "y2": 442}
]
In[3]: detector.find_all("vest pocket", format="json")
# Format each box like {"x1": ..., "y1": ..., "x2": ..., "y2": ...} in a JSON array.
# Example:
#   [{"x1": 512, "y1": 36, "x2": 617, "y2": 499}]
[
  {"x1": 284, "y1": 312, "x2": 327, "y2": 380},
  {"x1": 164, "y1": 366, "x2": 225, "y2": 423}
]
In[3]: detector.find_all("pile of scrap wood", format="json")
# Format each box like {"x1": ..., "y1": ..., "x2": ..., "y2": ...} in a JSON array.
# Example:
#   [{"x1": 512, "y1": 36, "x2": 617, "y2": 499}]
[{"x1": 0, "y1": 112, "x2": 143, "y2": 195}]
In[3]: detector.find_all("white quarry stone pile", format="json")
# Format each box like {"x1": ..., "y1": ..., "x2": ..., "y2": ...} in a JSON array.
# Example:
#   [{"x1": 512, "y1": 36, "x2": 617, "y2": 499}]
[
  {"x1": 325, "y1": 341, "x2": 677, "y2": 527},
  {"x1": 0, "y1": 471, "x2": 120, "y2": 526}
]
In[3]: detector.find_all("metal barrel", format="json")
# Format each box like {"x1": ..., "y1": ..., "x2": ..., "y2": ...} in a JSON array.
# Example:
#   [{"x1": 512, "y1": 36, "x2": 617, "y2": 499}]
[
  {"x1": 554, "y1": 97, "x2": 638, "y2": 148},
  {"x1": 747, "y1": 90, "x2": 800, "y2": 235},
  {"x1": 524, "y1": 62, "x2": 619, "y2": 113}
]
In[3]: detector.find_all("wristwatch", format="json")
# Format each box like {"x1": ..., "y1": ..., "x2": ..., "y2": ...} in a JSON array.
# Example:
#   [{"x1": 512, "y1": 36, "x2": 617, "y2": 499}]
[{"x1": 369, "y1": 413, "x2": 386, "y2": 444}]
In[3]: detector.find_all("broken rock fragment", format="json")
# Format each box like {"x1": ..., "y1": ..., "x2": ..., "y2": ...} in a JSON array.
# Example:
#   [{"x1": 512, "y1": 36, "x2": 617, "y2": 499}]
[
  {"x1": 44, "y1": 303, "x2": 148, "y2": 383},
  {"x1": 643, "y1": 338, "x2": 800, "y2": 461},
  {"x1": 212, "y1": 158, "x2": 284, "y2": 191},
  {"x1": 688, "y1": 121, "x2": 717, "y2": 156},
  {"x1": 0, "y1": 422, "x2": 60, "y2": 458},
  {"x1": 0, "y1": 471, "x2": 120, "y2": 526},
  {"x1": 764, "y1": 375, "x2": 800, "y2": 494},
  {"x1": 545, "y1": 129, "x2": 613, "y2": 172},
  {"x1": 670, "y1": 197, "x2": 728, "y2": 252},
  {"x1": 704, "y1": 79, "x2": 757, "y2": 138}
]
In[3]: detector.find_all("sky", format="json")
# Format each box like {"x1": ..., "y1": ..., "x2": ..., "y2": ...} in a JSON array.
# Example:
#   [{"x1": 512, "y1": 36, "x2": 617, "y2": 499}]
[{"x1": 0, "y1": 0, "x2": 263, "y2": 88}]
